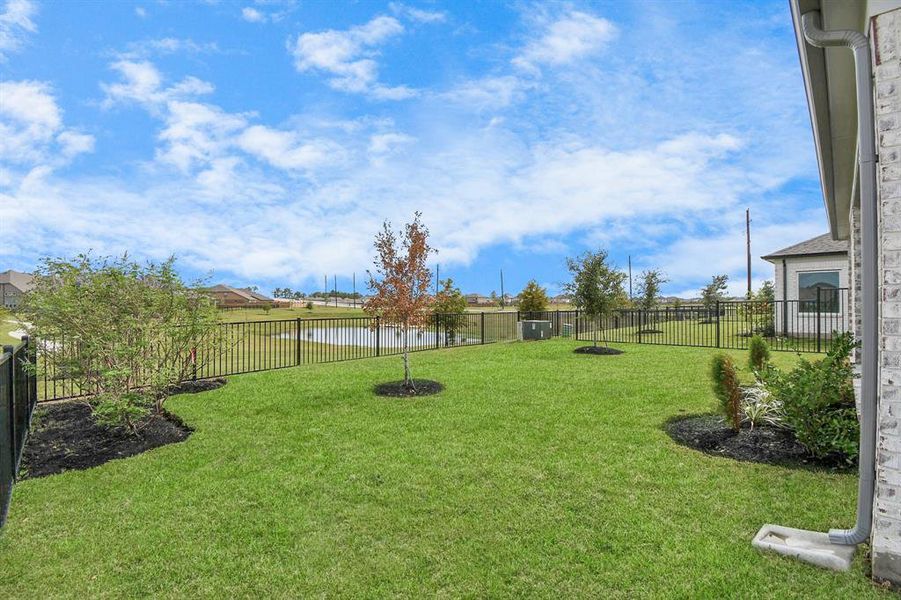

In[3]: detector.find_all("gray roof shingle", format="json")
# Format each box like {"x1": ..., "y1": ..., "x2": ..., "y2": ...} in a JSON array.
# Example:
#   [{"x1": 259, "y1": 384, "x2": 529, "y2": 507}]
[{"x1": 761, "y1": 233, "x2": 848, "y2": 260}]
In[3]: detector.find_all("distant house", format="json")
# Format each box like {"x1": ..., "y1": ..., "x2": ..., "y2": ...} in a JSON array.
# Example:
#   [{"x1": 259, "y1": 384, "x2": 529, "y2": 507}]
[
  {"x1": 761, "y1": 233, "x2": 850, "y2": 336},
  {"x1": 465, "y1": 294, "x2": 492, "y2": 306},
  {"x1": 204, "y1": 284, "x2": 273, "y2": 308},
  {"x1": 0, "y1": 270, "x2": 34, "y2": 309}
]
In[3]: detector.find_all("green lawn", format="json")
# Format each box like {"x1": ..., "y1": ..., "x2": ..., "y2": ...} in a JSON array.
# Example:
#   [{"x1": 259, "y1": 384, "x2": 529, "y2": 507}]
[
  {"x1": 218, "y1": 304, "x2": 367, "y2": 322},
  {"x1": 1, "y1": 340, "x2": 887, "y2": 598},
  {"x1": 0, "y1": 308, "x2": 22, "y2": 347}
]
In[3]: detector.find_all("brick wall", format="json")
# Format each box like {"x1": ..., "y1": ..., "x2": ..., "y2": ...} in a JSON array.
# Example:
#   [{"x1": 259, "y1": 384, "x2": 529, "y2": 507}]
[{"x1": 872, "y1": 8, "x2": 901, "y2": 586}]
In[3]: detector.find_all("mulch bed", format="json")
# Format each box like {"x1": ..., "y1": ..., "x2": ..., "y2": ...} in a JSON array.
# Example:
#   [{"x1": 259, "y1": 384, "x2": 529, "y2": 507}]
[
  {"x1": 573, "y1": 346, "x2": 624, "y2": 356},
  {"x1": 170, "y1": 377, "x2": 227, "y2": 395},
  {"x1": 19, "y1": 379, "x2": 225, "y2": 479},
  {"x1": 373, "y1": 379, "x2": 444, "y2": 397},
  {"x1": 665, "y1": 414, "x2": 851, "y2": 469}
]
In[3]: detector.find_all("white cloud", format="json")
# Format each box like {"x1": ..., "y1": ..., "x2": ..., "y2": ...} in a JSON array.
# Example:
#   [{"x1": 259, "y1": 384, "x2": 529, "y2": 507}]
[
  {"x1": 0, "y1": 0, "x2": 36, "y2": 61},
  {"x1": 389, "y1": 3, "x2": 446, "y2": 24},
  {"x1": 118, "y1": 37, "x2": 221, "y2": 59},
  {"x1": 291, "y1": 15, "x2": 415, "y2": 99},
  {"x1": 101, "y1": 60, "x2": 215, "y2": 109},
  {"x1": 513, "y1": 10, "x2": 617, "y2": 72},
  {"x1": 241, "y1": 7, "x2": 265, "y2": 23},
  {"x1": 0, "y1": 80, "x2": 93, "y2": 170},
  {"x1": 135, "y1": 6, "x2": 147, "y2": 19},
  {"x1": 441, "y1": 76, "x2": 526, "y2": 110},
  {"x1": 368, "y1": 132, "x2": 415, "y2": 155},
  {"x1": 237, "y1": 125, "x2": 340, "y2": 170}
]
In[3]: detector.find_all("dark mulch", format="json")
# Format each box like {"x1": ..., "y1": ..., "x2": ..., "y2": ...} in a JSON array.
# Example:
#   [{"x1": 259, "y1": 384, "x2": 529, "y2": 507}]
[
  {"x1": 573, "y1": 346, "x2": 624, "y2": 356},
  {"x1": 665, "y1": 414, "x2": 851, "y2": 469},
  {"x1": 20, "y1": 403, "x2": 192, "y2": 479},
  {"x1": 169, "y1": 377, "x2": 227, "y2": 395},
  {"x1": 638, "y1": 329, "x2": 664, "y2": 334},
  {"x1": 373, "y1": 379, "x2": 444, "y2": 397}
]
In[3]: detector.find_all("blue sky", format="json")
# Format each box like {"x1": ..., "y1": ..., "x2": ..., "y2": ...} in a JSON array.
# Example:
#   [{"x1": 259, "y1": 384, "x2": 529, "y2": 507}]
[{"x1": 0, "y1": 0, "x2": 828, "y2": 298}]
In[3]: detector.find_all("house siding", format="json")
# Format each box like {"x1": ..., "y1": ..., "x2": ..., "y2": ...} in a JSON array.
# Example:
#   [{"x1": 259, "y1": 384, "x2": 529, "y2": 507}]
[{"x1": 872, "y1": 8, "x2": 901, "y2": 585}]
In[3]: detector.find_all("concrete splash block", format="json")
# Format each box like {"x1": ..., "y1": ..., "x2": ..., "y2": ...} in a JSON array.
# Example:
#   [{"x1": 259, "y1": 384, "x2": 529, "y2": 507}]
[{"x1": 753, "y1": 524, "x2": 856, "y2": 571}]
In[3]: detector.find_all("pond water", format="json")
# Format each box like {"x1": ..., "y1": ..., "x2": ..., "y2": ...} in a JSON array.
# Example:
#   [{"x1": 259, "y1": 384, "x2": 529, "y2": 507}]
[{"x1": 278, "y1": 326, "x2": 478, "y2": 348}]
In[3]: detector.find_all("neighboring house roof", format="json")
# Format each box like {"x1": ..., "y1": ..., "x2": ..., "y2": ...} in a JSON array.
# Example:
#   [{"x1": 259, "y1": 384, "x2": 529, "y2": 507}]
[
  {"x1": 244, "y1": 289, "x2": 273, "y2": 302},
  {"x1": 0, "y1": 270, "x2": 35, "y2": 293},
  {"x1": 205, "y1": 284, "x2": 272, "y2": 302},
  {"x1": 761, "y1": 233, "x2": 849, "y2": 261}
]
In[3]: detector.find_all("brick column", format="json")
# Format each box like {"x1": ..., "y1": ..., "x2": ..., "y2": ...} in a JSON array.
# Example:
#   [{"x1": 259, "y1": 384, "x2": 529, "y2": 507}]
[{"x1": 872, "y1": 9, "x2": 901, "y2": 586}]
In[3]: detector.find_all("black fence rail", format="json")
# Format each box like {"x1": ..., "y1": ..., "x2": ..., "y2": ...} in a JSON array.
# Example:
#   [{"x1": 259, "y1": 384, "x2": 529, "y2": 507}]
[
  {"x1": 576, "y1": 289, "x2": 850, "y2": 354},
  {"x1": 1, "y1": 337, "x2": 38, "y2": 528},
  {"x1": 35, "y1": 294, "x2": 850, "y2": 403}
]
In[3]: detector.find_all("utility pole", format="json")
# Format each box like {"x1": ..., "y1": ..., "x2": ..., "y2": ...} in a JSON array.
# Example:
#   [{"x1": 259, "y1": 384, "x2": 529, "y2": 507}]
[
  {"x1": 436, "y1": 264, "x2": 440, "y2": 295},
  {"x1": 334, "y1": 274, "x2": 338, "y2": 307},
  {"x1": 746, "y1": 208, "x2": 752, "y2": 298},
  {"x1": 323, "y1": 275, "x2": 327, "y2": 306},
  {"x1": 500, "y1": 269, "x2": 505, "y2": 310},
  {"x1": 628, "y1": 256, "x2": 633, "y2": 300},
  {"x1": 352, "y1": 272, "x2": 356, "y2": 308}
]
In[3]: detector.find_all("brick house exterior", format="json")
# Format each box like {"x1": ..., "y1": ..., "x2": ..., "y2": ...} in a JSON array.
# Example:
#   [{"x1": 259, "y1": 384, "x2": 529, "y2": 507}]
[
  {"x1": 0, "y1": 270, "x2": 34, "y2": 309},
  {"x1": 792, "y1": 0, "x2": 901, "y2": 585}
]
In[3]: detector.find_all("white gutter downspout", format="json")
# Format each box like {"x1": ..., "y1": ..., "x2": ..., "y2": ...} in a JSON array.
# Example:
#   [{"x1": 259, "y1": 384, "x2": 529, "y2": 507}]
[
  {"x1": 753, "y1": 11, "x2": 878, "y2": 569},
  {"x1": 800, "y1": 10, "x2": 878, "y2": 548}
]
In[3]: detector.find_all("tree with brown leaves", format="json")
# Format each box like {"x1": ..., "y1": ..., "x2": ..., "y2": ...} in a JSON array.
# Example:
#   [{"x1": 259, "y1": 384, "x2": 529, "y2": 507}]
[{"x1": 364, "y1": 212, "x2": 435, "y2": 392}]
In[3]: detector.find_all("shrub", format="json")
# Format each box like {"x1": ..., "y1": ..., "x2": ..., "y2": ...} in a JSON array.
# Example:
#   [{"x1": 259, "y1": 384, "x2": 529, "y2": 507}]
[
  {"x1": 765, "y1": 333, "x2": 859, "y2": 462},
  {"x1": 710, "y1": 354, "x2": 741, "y2": 431},
  {"x1": 741, "y1": 383, "x2": 782, "y2": 430},
  {"x1": 748, "y1": 335, "x2": 770, "y2": 374},
  {"x1": 21, "y1": 254, "x2": 221, "y2": 429},
  {"x1": 306, "y1": 301, "x2": 314, "y2": 310}
]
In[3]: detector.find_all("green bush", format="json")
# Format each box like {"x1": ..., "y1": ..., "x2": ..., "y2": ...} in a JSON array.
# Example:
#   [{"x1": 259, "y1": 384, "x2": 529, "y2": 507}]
[
  {"x1": 766, "y1": 333, "x2": 859, "y2": 462},
  {"x1": 710, "y1": 354, "x2": 741, "y2": 431},
  {"x1": 748, "y1": 335, "x2": 770, "y2": 374}
]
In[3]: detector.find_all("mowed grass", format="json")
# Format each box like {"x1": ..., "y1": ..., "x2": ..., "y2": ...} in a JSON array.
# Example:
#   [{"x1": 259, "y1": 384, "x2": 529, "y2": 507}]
[{"x1": 1, "y1": 340, "x2": 888, "y2": 598}]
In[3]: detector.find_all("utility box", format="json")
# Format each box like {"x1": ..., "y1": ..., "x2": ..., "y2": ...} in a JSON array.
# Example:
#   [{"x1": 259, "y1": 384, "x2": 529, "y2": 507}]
[{"x1": 521, "y1": 320, "x2": 552, "y2": 341}]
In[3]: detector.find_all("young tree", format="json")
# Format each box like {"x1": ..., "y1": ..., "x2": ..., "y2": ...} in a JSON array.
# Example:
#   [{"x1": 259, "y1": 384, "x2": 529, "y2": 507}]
[
  {"x1": 564, "y1": 250, "x2": 628, "y2": 347},
  {"x1": 363, "y1": 212, "x2": 435, "y2": 391},
  {"x1": 636, "y1": 269, "x2": 668, "y2": 311},
  {"x1": 20, "y1": 254, "x2": 221, "y2": 429},
  {"x1": 432, "y1": 278, "x2": 467, "y2": 346},
  {"x1": 518, "y1": 279, "x2": 549, "y2": 312},
  {"x1": 701, "y1": 274, "x2": 729, "y2": 321}
]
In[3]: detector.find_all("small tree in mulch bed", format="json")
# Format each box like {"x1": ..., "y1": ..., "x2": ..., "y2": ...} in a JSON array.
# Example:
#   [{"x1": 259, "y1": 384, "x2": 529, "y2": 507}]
[
  {"x1": 364, "y1": 212, "x2": 438, "y2": 395},
  {"x1": 564, "y1": 249, "x2": 627, "y2": 353},
  {"x1": 20, "y1": 254, "x2": 222, "y2": 430},
  {"x1": 635, "y1": 269, "x2": 668, "y2": 333},
  {"x1": 710, "y1": 354, "x2": 742, "y2": 432}
]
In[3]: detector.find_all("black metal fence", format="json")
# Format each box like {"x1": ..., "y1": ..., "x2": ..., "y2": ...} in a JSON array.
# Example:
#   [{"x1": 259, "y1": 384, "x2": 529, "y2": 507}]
[
  {"x1": 575, "y1": 289, "x2": 851, "y2": 354},
  {"x1": 35, "y1": 294, "x2": 850, "y2": 403},
  {"x1": 1, "y1": 337, "x2": 38, "y2": 528}
]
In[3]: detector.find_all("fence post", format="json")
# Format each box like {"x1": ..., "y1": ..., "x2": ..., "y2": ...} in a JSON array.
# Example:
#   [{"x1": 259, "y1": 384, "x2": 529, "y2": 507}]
[
  {"x1": 435, "y1": 314, "x2": 440, "y2": 349},
  {"x1": 816, "y1": 287, "x2": 822, "y2": 353},
  {"x1": 295, "y1": 318, "x2": 302, "y2": 365},
  {"x1": 638, "y1": 311, "x2": 643, "y2": 344},
  {"x1": 481, "y1": 312, "x2": 485, "y2": 344},
  {"x1": 715, "y1": 301, "x2": 721, "y2": 348},
  {"x1": 3, "y1": 345, "x2": 14, "y2": 478},
  {"x1": 375, "y1": 316, "x2": 381, "y2": 357}
]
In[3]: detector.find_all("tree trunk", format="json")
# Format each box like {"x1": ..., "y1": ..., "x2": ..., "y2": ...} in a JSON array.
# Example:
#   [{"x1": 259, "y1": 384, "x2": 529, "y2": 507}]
[{"x1": 402, "y1": 323, "x2": 414, "y2": 391}]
